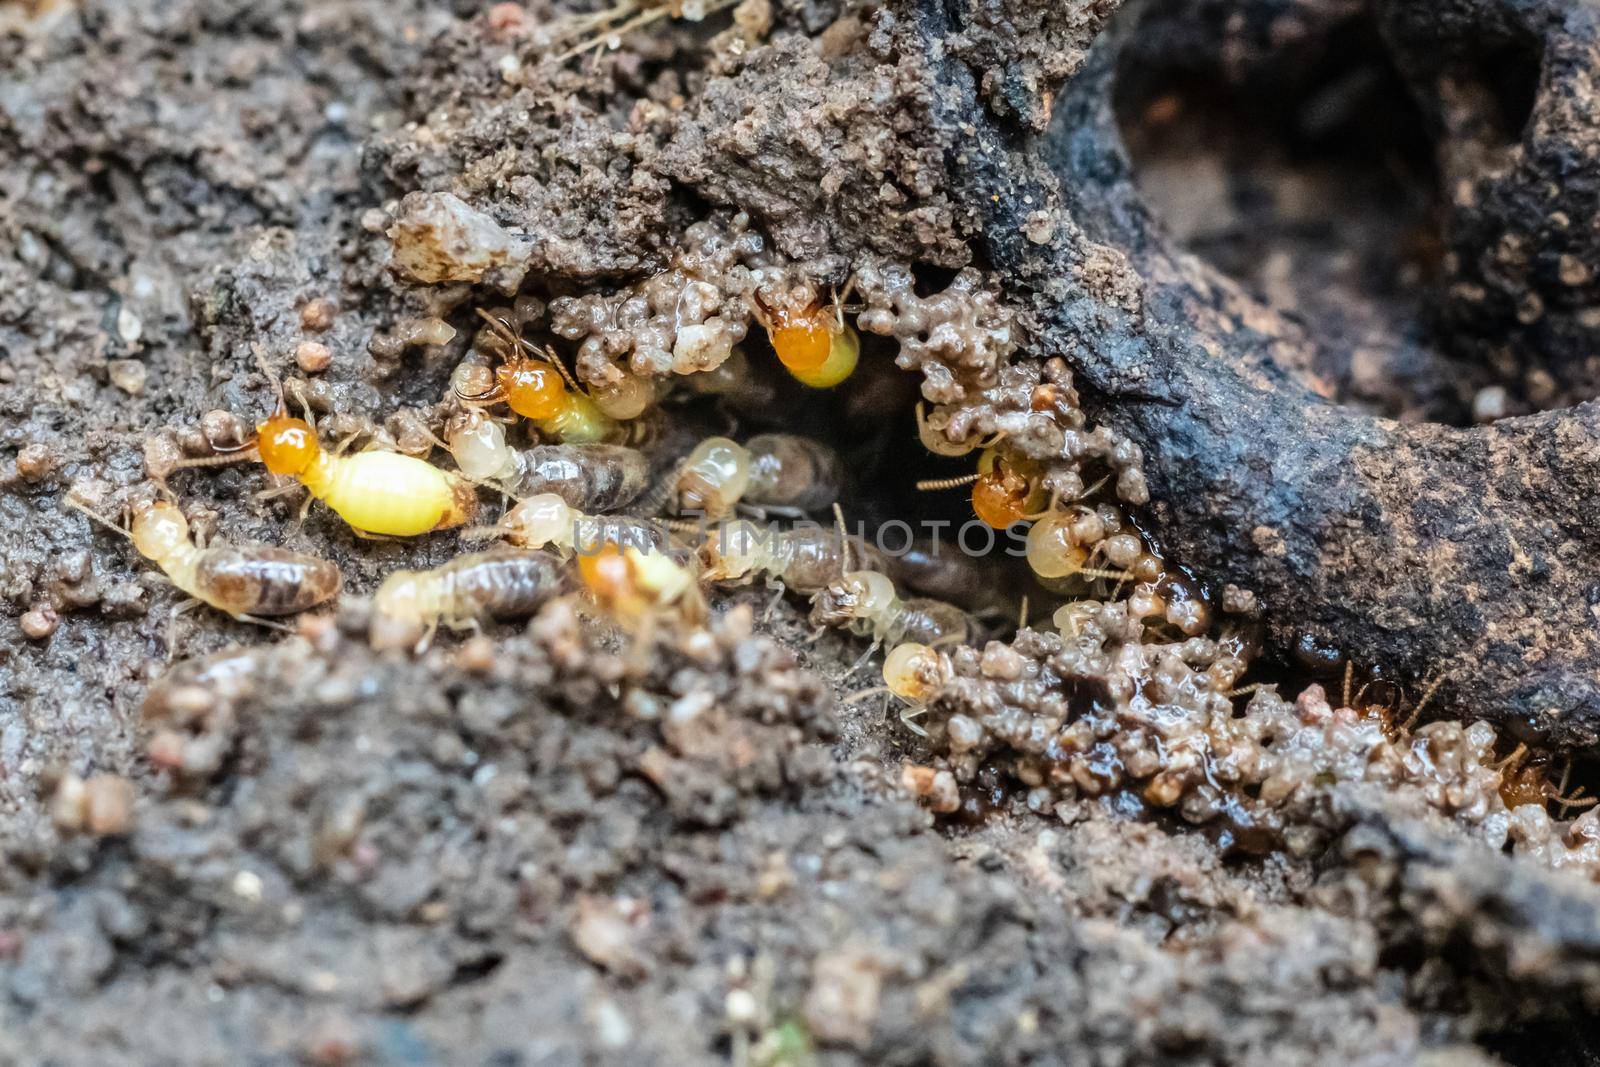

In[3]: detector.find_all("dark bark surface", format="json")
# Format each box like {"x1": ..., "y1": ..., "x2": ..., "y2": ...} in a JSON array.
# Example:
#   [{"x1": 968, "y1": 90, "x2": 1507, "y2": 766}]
[{"x1": 910, "y1": 0, "x2": 1600, "y2": 746}]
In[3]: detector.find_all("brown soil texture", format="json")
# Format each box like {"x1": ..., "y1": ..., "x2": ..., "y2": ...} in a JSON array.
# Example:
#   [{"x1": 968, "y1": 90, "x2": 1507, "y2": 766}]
[{"x1": 7, "y1": 1, "x2": 1600, "y2": 1065}]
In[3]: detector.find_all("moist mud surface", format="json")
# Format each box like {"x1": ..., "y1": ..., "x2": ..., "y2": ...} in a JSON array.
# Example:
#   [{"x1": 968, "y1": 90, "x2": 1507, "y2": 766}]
[{"x1": 7, "y1": 1, "x2": 1600, "y2": 1065}]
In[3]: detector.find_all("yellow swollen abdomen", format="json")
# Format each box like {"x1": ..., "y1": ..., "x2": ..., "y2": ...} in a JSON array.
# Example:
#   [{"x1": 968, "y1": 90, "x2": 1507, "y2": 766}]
[
  {"x1": 316, "y1": 452, "x2": 472, "y2": 536},
  {"x1": 791, "y1": 324, "x2": 859, "y2": 389}
]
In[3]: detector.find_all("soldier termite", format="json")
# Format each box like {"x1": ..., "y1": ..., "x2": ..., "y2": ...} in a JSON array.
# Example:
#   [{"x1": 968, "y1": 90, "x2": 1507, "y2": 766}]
[
  {"x1": 576, "y1": 541, "x2": 706, "y2": 629},
  {"x1": 253, "y1": 396, "x2": 477, "y2": 538},
  {"x1": 456, "y1": 311, "x2": 617, "y2": 444},
  {"x1": 170, "y1": 356, "x2": 479, "y2": 538},
  {"x1": 752, "y1": 285, "x2": 860, "y2": 389}
]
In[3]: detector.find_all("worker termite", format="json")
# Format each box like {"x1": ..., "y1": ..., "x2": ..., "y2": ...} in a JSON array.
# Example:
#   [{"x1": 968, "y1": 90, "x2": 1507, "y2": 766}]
[
  {"x1": 482, "y1": 493, "x2": 668, "y2": 556},
  {"x1": 752, "y1": 287, "x2": 860, "y2": 389},
  {"x1": 882, "y1": 641, "x2": 954, "y2": 736},
  {"x1": 457, "y1": 312, "x2": 616, "y2": 443},
  {"x1": 674, "y1": 434, "x2": 845, "y2": 518},
  {"x1": 369, "y1": 548, "x2": 566, "y2": 651},
  {"x1": 1023, "y1": 509, "x2": 1139, "y2": 583},
  {"x1": 68, "y1": 494, "x2": 341, "y2": 626},
  {"x1": 444, "y1": 409, "x2": 650, "y2": 511},
  {"x1": 698, "y1": 519, "x2": 889, "y2": 595},
  {"x1": 810, "y1": 567, "x2": 974, "y2": 648}
]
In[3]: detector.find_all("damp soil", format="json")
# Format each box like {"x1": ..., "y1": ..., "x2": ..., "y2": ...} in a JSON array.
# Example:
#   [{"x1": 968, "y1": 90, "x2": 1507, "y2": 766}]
[{"x1": 4, "y1": 2, "x2": 1600, "y2": 1065}]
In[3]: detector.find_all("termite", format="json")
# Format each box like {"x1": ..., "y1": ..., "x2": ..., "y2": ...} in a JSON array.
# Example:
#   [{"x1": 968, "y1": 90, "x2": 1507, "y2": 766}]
[
  {"x1": 810, "y1": 568, "x2": 974, "y2": 647},
  {"x1": 577, "y1": 541, "x2": 705, "y2": 627},
  {"x1": 457, "y1": 312, "x2": 616, "y2": 444},
  {"x1": 369, "y1": 548, "x2": 566, "y2": 651},
  {"x1": 68, "y1": 494, "x2": 341, "y2": 625},
  {"x1": 752, "y1": 287, "x2": 860, "y2": 389},
  {"x1": 170, "y1": 356, "x2": 479, "y2": 538},
  {"x1": 918, "y1": 447, "x2": 1047, "y2": 530},
  {"x1": 674, "y1": 434, "x2": 845, "y2": 518},
  {"x1": 1023, "y1": 509, "x2": 1137, "y2": 583},
  {"x1": 444, "y1": 409, "x2": 649, "y2": 510},
  {"x1": 480, "y1": 493, "x2": 667, "y2": 556},
  {"x1": 252, "y1": 394, "x2": 478, "y2": 537},
  {"x1": 698, "y1": 519, "x2": 888, "y2": 595},
  {"x1": 882, "y1": 641, "x2": 953, "y2": 737}
]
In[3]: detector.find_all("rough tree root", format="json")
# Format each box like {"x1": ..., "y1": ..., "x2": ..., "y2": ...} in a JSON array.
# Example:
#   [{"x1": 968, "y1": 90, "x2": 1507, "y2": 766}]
[{"x1": 909, "y1": 0, "x2": 1600, "y2": 747}]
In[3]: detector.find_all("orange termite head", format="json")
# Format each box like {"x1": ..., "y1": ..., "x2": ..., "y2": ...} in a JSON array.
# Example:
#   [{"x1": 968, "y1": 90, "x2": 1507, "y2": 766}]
[
  {"x1": 497, "y1": 359, "x2": 568, "y2": 421},
  {"x1": 757, "y1": 291, "x2": 833, "y2": 375},
  {"x1": 577, "y1": 543, "x2": 638, "y2": 613},
  {"x1": 971, "y1": 453, "x2": 1034, "y2": 530},
  {"x1": 255, "y1": 404, "x2": 321, "y2": 476}
]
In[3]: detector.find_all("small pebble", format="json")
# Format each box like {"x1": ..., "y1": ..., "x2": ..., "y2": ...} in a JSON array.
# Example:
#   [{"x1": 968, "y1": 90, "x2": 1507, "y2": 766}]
[
  {"x1": 20, "y1": 603, "x2": 58, "y2": 640},
  {"x1": 302, "y1": 1015, "x2": 362, "y2": 1067},
  {"x1": 455, "y1": 635, "x2": 496, "y2": 673},
  {"x1": 15, "y1": 443, "x2": 53, "y2": 482},
  {"x1": 300, "y1": 298, "x2": 338, "y2": 332},
  {"x1": 84, "y1": 775, "x2": 134, "y2": 836},
  {"x1": 51, "y1": 773, "x2": 134, "y2": 836},
  {"x1": 296, "y1": 341, "x2": 334, "y2": 374},
  {"x1": 108, "y1": 359, "x2": 147, "y2": 395},
  {"x1": 56, "y1": 549, "x2": 92, "y2": 585},
  {"x1": 1473, "y1": 385, "x2": 1510, "y2": 423},
  {"x1": 116, "y1": 305, "x2": 143, "y2": 345},
  {"x1": 201, "y1": 409, "x2": 247, "y2": 450}
]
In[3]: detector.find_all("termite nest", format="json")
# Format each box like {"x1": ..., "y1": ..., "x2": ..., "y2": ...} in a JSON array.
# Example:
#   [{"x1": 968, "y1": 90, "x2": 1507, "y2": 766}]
[
  {"x1": 106, "y1": 196, "x2": 1600, "y2": 905},
  {"x1": 890, "y1": 599, "x2": 1600, "y2": 880}
]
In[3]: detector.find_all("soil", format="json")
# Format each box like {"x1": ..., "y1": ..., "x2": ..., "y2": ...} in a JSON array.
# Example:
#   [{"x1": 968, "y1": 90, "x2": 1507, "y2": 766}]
[{"x1": 7, "y1": 0, "x2": 1600, "y2": 1065}]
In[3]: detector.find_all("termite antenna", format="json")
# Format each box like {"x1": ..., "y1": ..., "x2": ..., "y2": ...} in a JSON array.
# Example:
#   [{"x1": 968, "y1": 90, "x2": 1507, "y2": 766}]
[
  {"x1": 166, "y1": 448, "x2": 260, "y2": 476},
  {"x1": 1400, "y1": 671, "x2": 1447, "y2": 732},
  {"x1": 833, "y1": 275, "x2": 859, "y2": 330},
  {"x1": 1342, "y1": 661, "x2": 1354, "y2": 709},
  {"x1": 1072, "y1": 474, "x2": 1112, "y2": 501},
  {"x1": 458, "y1": 524, "x2": 509, "y2": 543},
  {"x1": 537, "y1": 343, "x2": 583, "y2": 394},
  {"x1": 65, "y1": 493, "x2": 132, "y2": 540},
  {"x1": 1495, "y1": 742, "x2": 1530, "y2": 771},
  {"x1": 474, "y1": 307, "x2": 519, "y2": 347},
  {"x1": 253, "y1": 343, "x2": 287, "y2": 415},
  {"x1": 1017, "y1": 595, "x2": 1029, "y2": 632},
  {"x1": 916, "y1": 473, "x2": 981, "y2": 491}
]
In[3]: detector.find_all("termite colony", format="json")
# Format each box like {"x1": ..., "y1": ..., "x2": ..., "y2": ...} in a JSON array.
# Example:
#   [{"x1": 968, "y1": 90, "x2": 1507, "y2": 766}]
[{"x1": 71, "y1": 200, "x2": 1600, "y2": 880}]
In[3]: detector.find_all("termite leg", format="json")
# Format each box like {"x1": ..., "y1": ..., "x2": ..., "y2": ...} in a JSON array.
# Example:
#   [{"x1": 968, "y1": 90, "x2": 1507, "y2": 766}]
[
  {"x1": 842, "y1": 639, "x2": 882, "y2": 680},
  {"x1": 229, "y1": 612, "x2": 295, "y2": 633},
  {"x1": 412, "y1": 619, "x2": 440, "y2": 657},
  {"x1": 761, "y1": 580, "x2": 788, "y2": 623},
  {"x1": 166, "y1": 599, "x2": 200, "y2": 662},
  {"x1": 900, "y1": 702, "x2": 930, "y2": 738},
  {"x1": 350, "y1": 528, "x2": 403, "y2": 543}
]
